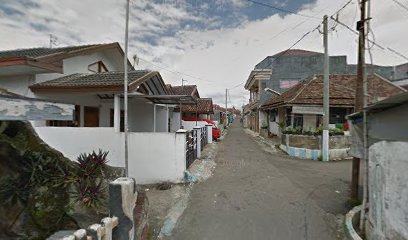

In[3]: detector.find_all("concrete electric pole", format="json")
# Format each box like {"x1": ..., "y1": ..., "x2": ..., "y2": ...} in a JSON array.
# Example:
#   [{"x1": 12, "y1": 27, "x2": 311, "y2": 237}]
[
  {"x1": 123, "y1": 0, "x2": 130, "y2": 177},
  {"x1": 322, "y1": 15, "x2": 330, "y2": 162},
  {"x1": 351, "y1": 0, "x2": 367, "y2": 203},
  {"x1": 360, "y1": 0, "x2": 371, "y2": 232},
  {"x1": 225, "y1": 88, "x2": 228, "y2": 126}
]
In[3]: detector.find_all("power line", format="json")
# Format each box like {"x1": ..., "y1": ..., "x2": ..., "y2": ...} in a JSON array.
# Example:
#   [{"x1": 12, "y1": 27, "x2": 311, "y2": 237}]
[
  {"x1": 392, "y1": 0, "x2": 408, "y2": 13},
  {"x1": 230, "y1": 0, "x2": 353, "y2": 63},
  {"x1": 138, "y1": 58, "x2": 217, "y2": 84},
  {"x1": 330, "y1": 16, "x2": 408, "y2": 61},
  {"x1": 245, "y1": 0, "x2": 321, "y2": 19}
]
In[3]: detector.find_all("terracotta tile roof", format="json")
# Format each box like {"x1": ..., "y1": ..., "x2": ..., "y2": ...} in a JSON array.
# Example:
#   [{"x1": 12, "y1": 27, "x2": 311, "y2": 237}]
[
  {"x1": 176, "y1": 98, "x2": 214, "y2": 114},
  {"x1": 0, "y1": 43, "x2": 107, "y2": 59},
  {"x1": 166, "y1": 84, "x2": 174, "y2": 94},
  {"x1": 213, "y1": 104, "x2": 241, "y2": 115},
  {"x1": 261, "y1": 74, "x2": 406, "y2": 108},
  {"x1": 29, "y1": 70, "x2": 170, "y2": 94},
  {"x1": 170, "y1": 85, "x2": 200, "y2": 98},
  {"x1": 31, "y1": 70, "x2": 150, "y2": 88},
  {"x1": 271, "y1": 49, "x2": 322, "y2": 58}
]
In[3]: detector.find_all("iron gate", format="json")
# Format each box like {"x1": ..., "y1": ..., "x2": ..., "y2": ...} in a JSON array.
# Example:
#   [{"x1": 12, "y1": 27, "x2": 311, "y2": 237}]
[
  {"x1": 186, "y1": 130, "x2": 197, "y2": 168},
  {"x1": 201, "y1": 127, "x2": 208, "y2": 148}
]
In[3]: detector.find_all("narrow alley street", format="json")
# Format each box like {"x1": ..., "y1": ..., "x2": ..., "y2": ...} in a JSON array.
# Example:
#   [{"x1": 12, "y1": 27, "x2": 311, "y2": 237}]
[{"x1": 170, "y1": 122, "x2": 352, "y2": 240}]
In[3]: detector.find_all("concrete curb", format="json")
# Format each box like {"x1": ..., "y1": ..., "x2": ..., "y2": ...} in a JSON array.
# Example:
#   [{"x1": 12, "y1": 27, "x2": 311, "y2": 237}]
[
  {"x1": 344, "y1": 205, "x2": 363, "y2": 240},
  {"x1": 158, "y1": 143, "x2": 218, "y2": 239}
]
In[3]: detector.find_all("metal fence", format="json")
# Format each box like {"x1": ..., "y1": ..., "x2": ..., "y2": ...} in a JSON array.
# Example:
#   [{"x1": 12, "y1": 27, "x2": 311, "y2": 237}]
[
  {"x1": 201, "y1": 127, "x2": 208, "y2": 148},
  {"x1": 186, "y1": 130, "x2": 197, "y2": 168}
]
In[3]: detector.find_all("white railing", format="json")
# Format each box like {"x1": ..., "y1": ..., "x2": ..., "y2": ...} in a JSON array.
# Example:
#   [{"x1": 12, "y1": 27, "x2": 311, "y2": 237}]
[{"x1": 48, "y1": 178, "x2": 136, "y2": 240}]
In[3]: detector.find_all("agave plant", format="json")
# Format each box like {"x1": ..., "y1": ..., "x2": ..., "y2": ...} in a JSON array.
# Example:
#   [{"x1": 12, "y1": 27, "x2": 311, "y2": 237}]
[{"x1": 72, "y1": 150, "x2": 109, "y2": 208}]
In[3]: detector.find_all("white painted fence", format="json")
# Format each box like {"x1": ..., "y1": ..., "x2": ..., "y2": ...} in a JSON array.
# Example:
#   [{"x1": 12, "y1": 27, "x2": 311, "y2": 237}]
[
  {"x1": 34, "y1": 127, "x2": 186, "y2": 184},
  {"x1": 48, "y1": 178, "x2": 137, "y2": 240}
]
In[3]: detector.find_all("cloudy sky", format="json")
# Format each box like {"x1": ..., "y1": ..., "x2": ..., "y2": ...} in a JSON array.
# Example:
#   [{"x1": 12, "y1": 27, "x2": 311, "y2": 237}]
[{"x1": 1, "y1": 0, "x2": 408, "y2": 107}]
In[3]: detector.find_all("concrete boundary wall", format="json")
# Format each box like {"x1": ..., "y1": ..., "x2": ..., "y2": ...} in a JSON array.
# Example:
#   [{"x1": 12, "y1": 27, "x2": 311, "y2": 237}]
[
  {"x1": 280, "y1": 134, "x2": 350, "y2": 160},
  {"x1": 34, "y1": 127, "x2": 186, "y2": 184},
  {"x1": 280, "y1": 144, "x2": 349, "y2": 161}
]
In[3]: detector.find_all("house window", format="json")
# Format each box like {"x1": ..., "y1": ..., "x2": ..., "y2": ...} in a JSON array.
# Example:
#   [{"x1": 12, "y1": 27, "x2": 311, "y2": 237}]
[
  {"x1": 88, "y1": 61, "x2": 108, "y2": 73},
  {"x1": 286, "y1": 108, "x2": 292, "y2": 127},
  {"x1": 329, "y1": 108, "x2": 348, "y2": 124},
  {"x1": 269, "y1": 111, "x2": 277, "y2": 122},
  {"x1": 293, "y1": 114, "x2": 303, "y2": 129},
  {"x1": 47, "y1": 105, "x2": 80, "y2": 127}
]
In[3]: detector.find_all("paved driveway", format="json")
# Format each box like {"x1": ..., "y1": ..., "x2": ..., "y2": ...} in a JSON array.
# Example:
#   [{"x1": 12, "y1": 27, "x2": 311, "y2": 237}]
[{"x1": 170, "y1": 122, "x2": 350, "y2": 240}]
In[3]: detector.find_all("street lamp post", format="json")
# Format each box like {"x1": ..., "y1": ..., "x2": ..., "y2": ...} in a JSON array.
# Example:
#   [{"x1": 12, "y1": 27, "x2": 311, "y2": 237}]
[{"x1": 123, "y1": 0, "x2": 130, "y2": 177}]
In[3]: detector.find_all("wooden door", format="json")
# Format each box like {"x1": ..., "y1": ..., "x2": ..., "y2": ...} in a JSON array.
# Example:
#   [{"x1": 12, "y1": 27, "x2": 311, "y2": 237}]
[{"x1": 84, "y1": 106, "x2": 99, "y2": 127}]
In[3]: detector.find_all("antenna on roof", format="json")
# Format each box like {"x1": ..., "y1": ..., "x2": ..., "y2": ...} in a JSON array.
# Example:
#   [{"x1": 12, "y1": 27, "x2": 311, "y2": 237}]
[{"x1": 49, "y1": 34, "x2": 58, "y2": 48}]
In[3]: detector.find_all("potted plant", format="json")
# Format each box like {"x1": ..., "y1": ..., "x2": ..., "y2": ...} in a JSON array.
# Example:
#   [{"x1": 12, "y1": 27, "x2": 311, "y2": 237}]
[
  {"x1": 277, "y1": 121, "x2": 286, "y2": 131},
  {"x1": 294, "y1": 127, "x2": 303, "y2": 135},
  {"x1": 303, "y1": 127, "x2": 313, "y2": 136},
  {"x1": 283, "y1": 127, "x2": 294, "y2": 134},
  {"x1": 330, "y1": 128, "x2": 344, "y2": 136},
  {"x1": 314, "y1": 126, "x2": 323, "y2": 136}
]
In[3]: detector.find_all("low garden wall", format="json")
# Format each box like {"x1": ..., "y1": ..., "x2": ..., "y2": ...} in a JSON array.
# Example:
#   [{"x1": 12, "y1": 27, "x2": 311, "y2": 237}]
[
  {"x1": 34, "y1": 127, "x2": 187, "y2": 184},
  {"x1": 280, "y1": 134, "x2": 350, "y2": 160}
]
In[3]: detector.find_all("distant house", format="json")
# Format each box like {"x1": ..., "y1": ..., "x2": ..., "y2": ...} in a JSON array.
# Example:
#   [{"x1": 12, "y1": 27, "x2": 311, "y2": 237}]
[
  {"x1": 167, "y1": 84, "x2": 214, "y2": 130},
  {"x1": 347, "y1": 92, "x2": 408, "y2": 240},
  {"x1": 260, "y1": 74, "x2": 406, "y2": 135},
  {"x1": 243, "y1": 48, "x2": 408, "y2": 133}
]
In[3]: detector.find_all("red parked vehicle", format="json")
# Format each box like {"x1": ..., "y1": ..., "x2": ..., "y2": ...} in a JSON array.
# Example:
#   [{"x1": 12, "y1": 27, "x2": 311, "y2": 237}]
[{"x1": 182, "y1": 117, "x2": 221, "y2": 140}]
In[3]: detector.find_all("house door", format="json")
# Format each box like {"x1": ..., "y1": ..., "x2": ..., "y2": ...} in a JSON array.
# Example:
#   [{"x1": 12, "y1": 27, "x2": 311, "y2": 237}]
[{"x1": 84, "y1": 106, "x2": 99, "y2": 127}]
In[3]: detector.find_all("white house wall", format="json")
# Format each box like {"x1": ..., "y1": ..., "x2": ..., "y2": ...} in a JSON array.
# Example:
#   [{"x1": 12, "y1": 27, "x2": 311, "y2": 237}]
[
  {"x1": 182, "y1": 120, "x2": 208, "y2": 130},
  {"x1": 128, "y1": 98, "x2": 154, "y2": 132},
  {"x1": 170, "y1": 111, "x2": 181, "y2": 132},
  {"x1": 62, "y1": 50, "x2": 123, "y2": 75},
  {"x1": 259, "y1": 110, "x2": 267, "y2": 129},
  {"x1": 368, "y1": 141, "x2": 408, "y2": 240},
  {"x1": 155, "y1": 105, "x2": 168, "y2": 132},
  {"x1": 0, "y1": 75, "x2": 34, "y2": 96},
  {"x1": 34, "y1": 126, "x2": 187, "y2": 184},
  {"x1": 303, "y1": 114, "x2": 317, "y2": 130}
]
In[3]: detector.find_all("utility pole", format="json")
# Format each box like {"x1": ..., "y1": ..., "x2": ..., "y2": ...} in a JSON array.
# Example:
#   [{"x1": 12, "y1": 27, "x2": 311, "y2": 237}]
[
  {"x1": 351, "y1": 0, "x2": 367, "y2": 204},
  {"x1": 225, "y1": 88, "x2": 228, "y2": 127},
  {"x1": 322, "y1": 15, "x2": 330, "y2": 162},
  {"x1": 360, "y1": 0, "x2": 371, "y2": 232},
  {"x1": 180, "y1": 78, "x2": 187, "y2": 129},
  {"x1": 123, "y1": 0, "x2": 130, "y2": 177}
]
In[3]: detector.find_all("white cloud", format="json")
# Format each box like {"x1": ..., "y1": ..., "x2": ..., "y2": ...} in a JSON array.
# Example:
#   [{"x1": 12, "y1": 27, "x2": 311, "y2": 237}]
[{"x1": 0, "y1": 0, "x2": 407, "y2": 108}]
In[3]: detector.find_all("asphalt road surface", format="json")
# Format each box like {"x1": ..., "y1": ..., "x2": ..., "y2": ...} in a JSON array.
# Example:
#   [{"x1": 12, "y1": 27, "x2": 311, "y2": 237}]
[{"x1": 170, "y1": 122, "x2": 351, "y2": 240}]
